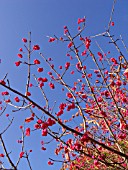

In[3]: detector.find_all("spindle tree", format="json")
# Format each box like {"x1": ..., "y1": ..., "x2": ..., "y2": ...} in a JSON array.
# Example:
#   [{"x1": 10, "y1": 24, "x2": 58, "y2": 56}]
[{"x1": 0, "y1": 1, "x2": 128, "y2": 170}]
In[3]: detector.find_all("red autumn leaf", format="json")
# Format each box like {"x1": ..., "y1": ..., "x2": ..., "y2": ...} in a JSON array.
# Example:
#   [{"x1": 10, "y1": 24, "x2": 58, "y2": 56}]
[{"x1": 25, "y1": 117, "x2": 34, "y2": 123}]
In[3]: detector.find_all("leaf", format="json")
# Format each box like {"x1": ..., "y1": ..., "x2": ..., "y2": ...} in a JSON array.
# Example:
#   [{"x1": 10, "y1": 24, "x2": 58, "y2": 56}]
[
  {"x1": 87, "y1": 119, "x2": 99, "y2": 127},
  {"x1": 25, "y1": 117, "x2": 34, "y2": 123}
]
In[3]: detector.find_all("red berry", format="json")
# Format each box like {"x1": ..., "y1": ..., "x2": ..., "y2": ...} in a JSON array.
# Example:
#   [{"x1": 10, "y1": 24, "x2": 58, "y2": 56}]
[
  {"x1": 34, "y1": 59, "x2": 40, "y2": 64},
  {"x1": 48, "y1": 161, "x2": 54, "y2": 165},
  {"x1": 65, "y1": 62, "x2": 70, "y2": 69},
  {"x1": 49, "y1": 37, "x2": 56, "y2": 42},
  {"x1": 33, "y1": 45, "x2": 40, "y2": 50},
  {"x1": 85, "y1": 37, "x2": 91, "y2": 49},
  {"x1": 76, "y1": 62, "x2": 82, "y2": 70},
  {"x1": 42, "y1": 77, "x2": 48, "y2": 82},
  {"x1": 19, "y1": 48, "x2": 23, "y2": 52},
  {"x1": 56, "y1": 110, "x2": 63, "y2": 116},
  {"x1": 64, "y1": 26, "x2": 67, "y2": 29},
  {"x1": 0, "y1": 154, "x2": 4, "y2": 158},
  {"x1": 0, "y1": 80, "x2": 6, "y2": 85},
  {"x1": 42, "y1": 129, "x2": 48, "y2": 136},
  {"x1": 34, "y1": 124, "x2": 41, "y2": 129},
  {"x1": 41, "y1": 123, "x2": 48, "y2": 129},
  {"x1": 77, "y1": 18, "x2": 85, "y2": 24},
  {"x1": 78, "y1": 26, "x2": 81, "y2": 30},
  {"x1": 41, "y1": 147, "x2": 46, "y2": 150},
  {"x1": 49, "y1": 83, "x2": 55, "y2": 89},
  {"x1": 64, "y1": 29, "x2": 68, "y2": 34},
  {"x1": 15, "y1": 61, "x2": 21, "y2": 66},
  {"x1": 26, "y1": 91, "x2": 31, "y2": 96},
  {"x1": 68, "y1": 42, "x2": 73, "y2": 48},
  {"x1": 5, "y1": 99, "x2": 11, "y2": 103},
  {"x1": 48, "y1": 58, "x2": 52, "y2": 61},
  {"x1": 47, "y1": 118, "x2": 55, "y2": 126},
  {"x1": 39, "y1": 82, "x2": 44, "y2": 88},
  {"x1": 14, "y1": 97, "x2": 20, "y2": 102},
  {"x1": 81, "y1": 50, "x2": 86, "y2": 56},
  {"x1": 67, "y1": 92, "x2": 73, "y2": 98},
  {"x1": 22, "y1": 38, "x2": 27, "y2": 43},
  {"x1": 37, "y1": 68, "x2": 43, "y2": 72},
  {"x1": 60, "y1": 37, "x2": 63, "y2": 41},
  {"x1": 25, "y1": 127, "x2": 30, "y2": 136},
  {"x1": 87, "y1": 74, "x2": 92, "y2": 78},
  {"x1": 20, "y1": 126, "x2": 23, "y2": 129},
  {"x1": 38, "y1": 77, "x2": 43, "y2": 81},
  {"x1": 2, "y1": 91, "x2": 9, "y2": 95},
  {"x1": 37, "y1": 119, "x2": 43, "y2": 124},
  {"x1": 31, "y1": 113, "x2": 35, "y2": 117},
  {"x1": 59, "y1": 66, "x2": 62, "y2": 69},
  {"x1": 111, "y1": 22, "x2": 114, "y2": 26},
  {"x1": 48, "y1": 72, "x2": 52, "y2": 75},
  {"x1": 20, "y1": 152, "x2": 24, "y2": 158},
  {"x1": 29, "y1": 83, "x2": 33, "y2": 87}
]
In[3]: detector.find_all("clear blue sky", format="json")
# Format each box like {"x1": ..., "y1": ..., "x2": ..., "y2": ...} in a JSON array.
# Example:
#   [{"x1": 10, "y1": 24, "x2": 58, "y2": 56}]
[{"x1": 0, "y1": 1, "x2": 127, "y2": 170}]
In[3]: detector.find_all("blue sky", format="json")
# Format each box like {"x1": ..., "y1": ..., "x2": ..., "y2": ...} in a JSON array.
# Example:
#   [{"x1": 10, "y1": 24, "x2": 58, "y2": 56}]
[{"x1": 0, "y1": 0, "x2": 128, "y2": 170}]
